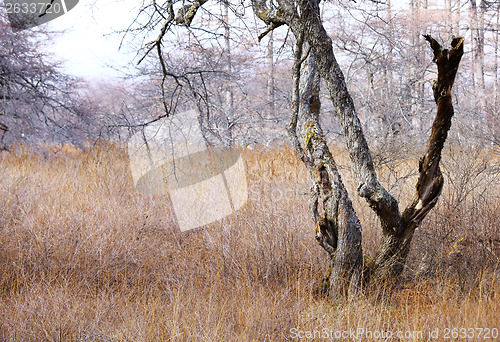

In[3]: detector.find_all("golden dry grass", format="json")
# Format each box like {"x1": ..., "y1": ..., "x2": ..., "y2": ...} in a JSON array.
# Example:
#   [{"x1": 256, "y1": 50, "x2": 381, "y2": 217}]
[{"x1": 0, "y1": 143, "x2": 498, "y2": 341}]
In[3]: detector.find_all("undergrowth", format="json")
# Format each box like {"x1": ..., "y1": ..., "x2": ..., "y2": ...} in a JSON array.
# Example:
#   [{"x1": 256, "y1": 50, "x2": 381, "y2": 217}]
[{"x1": 0, "y1": 143, "x2": 498, "y2": 341}]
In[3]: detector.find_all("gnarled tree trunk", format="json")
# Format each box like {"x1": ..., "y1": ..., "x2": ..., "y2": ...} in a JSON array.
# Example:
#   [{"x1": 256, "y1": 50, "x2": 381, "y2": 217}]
[
  {"x1": 253, "y1": 0, "x2": 464, "y2": 297},
  {"x1": 289, "y1": 35, "x2": 363, "y2": 297}
]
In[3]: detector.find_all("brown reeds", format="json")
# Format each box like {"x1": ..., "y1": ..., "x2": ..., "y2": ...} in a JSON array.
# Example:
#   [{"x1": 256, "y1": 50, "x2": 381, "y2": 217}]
[{"x1": 0, "y1": 143, "x2": 498, "y2": 341}]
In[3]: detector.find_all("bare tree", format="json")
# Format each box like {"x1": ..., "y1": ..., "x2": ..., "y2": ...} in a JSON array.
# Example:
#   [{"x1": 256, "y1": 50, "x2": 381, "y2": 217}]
[
  {"x1": 496, "y1": 4, "x2": 499, "y2": 108},
  {"x1": 135, "y1": 0, "x2": 465, "y2": 298},
  {"x1": 0, "y1": 13, "x2": 98, "y2": 148}
]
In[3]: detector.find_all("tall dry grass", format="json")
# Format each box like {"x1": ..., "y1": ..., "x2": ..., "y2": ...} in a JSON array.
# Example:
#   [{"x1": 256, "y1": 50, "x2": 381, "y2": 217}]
[{"x1": 0, "y1": 143, "x2": 498, "y2": 341}]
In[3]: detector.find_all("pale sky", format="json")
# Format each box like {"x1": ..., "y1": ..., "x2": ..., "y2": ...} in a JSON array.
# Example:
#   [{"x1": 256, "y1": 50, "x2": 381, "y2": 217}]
[
  {"x1": 42, "y1": 0, "x2": 421, "y2": 80},
  {"x1": 47, "y1": 0, "x2": 140, "y2": 79}
]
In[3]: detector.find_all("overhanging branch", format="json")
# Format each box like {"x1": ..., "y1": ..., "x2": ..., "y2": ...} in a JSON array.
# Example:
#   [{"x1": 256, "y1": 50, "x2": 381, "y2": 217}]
[
  {"x1": 175, "y1": 0, "x2": 209, "y2": 26},
  {"x1": 136, "y1": 0, "x2": 210, "y2": 117},
  {"x1": 252, "y1": 0, "x2": 294, "y2": 39}
]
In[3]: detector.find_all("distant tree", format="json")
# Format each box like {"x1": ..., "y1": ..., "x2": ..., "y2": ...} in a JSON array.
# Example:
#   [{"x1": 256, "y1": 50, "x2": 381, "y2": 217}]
[
  {"x1": 133, "y1": 0, "x2": 465, "y2": 298},
  {"x1": 0, "y1": 13, "x2": 93, "y2": 148}
]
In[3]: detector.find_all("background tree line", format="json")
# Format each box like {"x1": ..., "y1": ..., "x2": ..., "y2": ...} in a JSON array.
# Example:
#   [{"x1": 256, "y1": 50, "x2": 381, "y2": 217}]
[
  {"x1": 121, "y1": 0, "x2": 499, "y2": 151},
  {"x1": 1, "y1": 1, "x2": 499, "y2": 151}
]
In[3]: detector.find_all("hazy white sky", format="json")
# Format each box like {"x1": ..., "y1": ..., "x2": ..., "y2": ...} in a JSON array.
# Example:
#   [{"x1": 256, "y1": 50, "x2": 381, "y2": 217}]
[
  {"x1": 42, "y1": 0, "x2": 420, "y2": 80},
  {"x1": 47, "y1": 0, "x2": 140, "y2": 79}
]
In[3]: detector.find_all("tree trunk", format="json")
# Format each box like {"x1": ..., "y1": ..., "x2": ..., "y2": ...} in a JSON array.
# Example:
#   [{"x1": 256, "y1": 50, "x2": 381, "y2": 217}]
[
  {"x1": 384, "y1": 0, "x2": 393, "y2": 100},
  {"x1": 477, "y1": 0, "x2": 486, "y2": 112},
  {"x1": 455, "y1": 0, "x2": 461, "y2": 36},
  {"x1": 495, "y1": 8, "x2": 499, "y2": 108},
  {"x1": 222, "y1": 0, "x2": 234, "y2": 145},
  {"x1": 267, "y1": 32, "x2": 275, "y2": 117},
  {"x1": 446, "y1": 0, "x2": 453, "y2": 35},
  {"x1": 470, "y1": 0, "x2": 478, "y2": 90},
  {"x1": 297, "y1": 4, "x2": 464, "y2": 288},
  {"x1": 288, "y1": 34, "x2": 363, "y2": 297}
]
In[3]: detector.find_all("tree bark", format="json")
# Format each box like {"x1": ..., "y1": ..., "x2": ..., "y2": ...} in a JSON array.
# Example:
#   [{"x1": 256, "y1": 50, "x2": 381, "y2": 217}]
[
  {"x1": 288, "y1": 34, "x2": 363, "y2": 297},
  {"x1": 267, "y1": 32, "x2": 275, "y2": 117},
  {"x1": 297, "y1": 0, "x2": 403, "y2": 235},
  {"x1": 367, "y1": 36, "x2": 465, "y2": 282}
]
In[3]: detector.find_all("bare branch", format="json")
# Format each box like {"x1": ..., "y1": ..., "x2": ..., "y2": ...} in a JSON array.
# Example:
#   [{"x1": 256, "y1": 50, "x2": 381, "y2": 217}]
[
  {"x1": 257, "y1": 22, "x2": 282, "y2": 42},
  {"x1": 251, "y1": 0, "x2": 292, "y2": 28},
  {"x1": 137, "y1": 1, "x2": 174, "y2": 66},
  {"x1": 175, "y1": 0, "x2": 209, "y2": 26}
]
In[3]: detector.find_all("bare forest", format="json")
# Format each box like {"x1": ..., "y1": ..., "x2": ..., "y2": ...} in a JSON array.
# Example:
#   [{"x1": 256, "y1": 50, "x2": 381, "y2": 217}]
[{"x1": 0, "y1": 0, "x2": 499, "y2": 340}]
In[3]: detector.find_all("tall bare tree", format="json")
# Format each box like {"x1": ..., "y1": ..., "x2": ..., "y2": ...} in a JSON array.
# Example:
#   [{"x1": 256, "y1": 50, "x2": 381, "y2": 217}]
[{"x1": 496, "y1": 4, "x2": 499, "y2": 108}]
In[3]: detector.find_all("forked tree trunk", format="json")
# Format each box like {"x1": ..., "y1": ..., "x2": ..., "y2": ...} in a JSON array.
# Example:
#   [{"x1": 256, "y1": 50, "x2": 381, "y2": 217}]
[
  {"x1": 254, "y1": 0, "x2": 464, "y2": 298},
  {"x1": 295, "y1": 4, "x2": 464, "y2": 294},
  {"x1": 147, "y1": 0, "x2": 467, "y2": 299},
  {"x1": 158, "y1": 0, "x2": 467, "y2": 298}
]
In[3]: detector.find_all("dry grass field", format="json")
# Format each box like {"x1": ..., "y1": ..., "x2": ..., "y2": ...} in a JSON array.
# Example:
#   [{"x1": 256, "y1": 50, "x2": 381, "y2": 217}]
[{"x1": 0, "y1": 143, "x2": 498, "y2": 341}]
